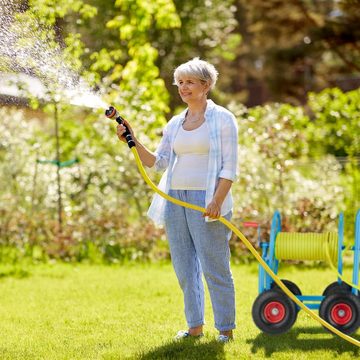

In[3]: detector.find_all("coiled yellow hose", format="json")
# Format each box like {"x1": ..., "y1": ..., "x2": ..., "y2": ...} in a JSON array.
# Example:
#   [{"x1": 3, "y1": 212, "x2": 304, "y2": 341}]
[
  {"x1": 276, "y1": 232, "x2": 338, "y2": 263},
  {"x1": 130, "y1": 147, "x2": 360, "y2": 347},
  {"x1": 275, "y1": 232, "x2": 360, "y2": 291}
]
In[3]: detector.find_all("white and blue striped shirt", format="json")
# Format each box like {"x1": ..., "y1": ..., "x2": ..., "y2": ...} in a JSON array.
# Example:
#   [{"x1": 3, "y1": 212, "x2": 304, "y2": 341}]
[{"x1": 147, "y1": 99, "x2": 238, "y2": 226}]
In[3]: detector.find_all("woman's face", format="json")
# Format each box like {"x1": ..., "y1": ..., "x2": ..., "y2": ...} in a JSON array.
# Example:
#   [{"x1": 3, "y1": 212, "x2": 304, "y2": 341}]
[{"x1": 177, "y1": 75, "x2": 209, "y2": 104}]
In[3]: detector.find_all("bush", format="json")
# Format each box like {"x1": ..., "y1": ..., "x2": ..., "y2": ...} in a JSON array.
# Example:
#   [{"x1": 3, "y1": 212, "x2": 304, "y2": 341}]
[
  {"x1": 228, "y1": 101, "x2": 346, "y2": 258},
  {"x1": 0, "y1": 88, "x2": 358, "y2": 262},
  {"x1": 0, "y1": 107, "x2": 165, "y2": 263}
]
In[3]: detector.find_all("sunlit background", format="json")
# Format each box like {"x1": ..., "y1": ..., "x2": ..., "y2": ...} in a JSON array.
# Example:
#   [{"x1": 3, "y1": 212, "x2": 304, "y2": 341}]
[{"x1": 0, "y1": 0, "x2": 359, "y2": 263}]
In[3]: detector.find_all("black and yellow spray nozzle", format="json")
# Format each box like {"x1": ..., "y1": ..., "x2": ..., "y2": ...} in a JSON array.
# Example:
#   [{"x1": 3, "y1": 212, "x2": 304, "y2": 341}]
[{"x1": 105, "y1": 106, "x2": 136, "y2": 148}]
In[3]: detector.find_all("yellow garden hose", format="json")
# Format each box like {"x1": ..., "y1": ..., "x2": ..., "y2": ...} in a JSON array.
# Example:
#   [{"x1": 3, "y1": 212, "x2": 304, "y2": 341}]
[
  {"x1": 325, "y1": 243, "x2": 360, "y2": 291},
  {"x1": 276, "y1": 232, "x2": 360, "y2": 290},
  {"x1": 130, "y1": 147, "x2": 360, "y2": 347},
  {"x1": 276, "y1": 232, "x2": 339, "y2": 263}
]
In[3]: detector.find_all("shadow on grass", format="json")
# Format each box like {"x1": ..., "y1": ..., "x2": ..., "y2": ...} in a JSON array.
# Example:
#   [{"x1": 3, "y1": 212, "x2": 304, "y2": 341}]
[
  {"x1": 137, "y1": 339, "x2": 226, "y2": 360},
  {"x1": 247, "y1": 326, "x2": 360, "y2": 357}
]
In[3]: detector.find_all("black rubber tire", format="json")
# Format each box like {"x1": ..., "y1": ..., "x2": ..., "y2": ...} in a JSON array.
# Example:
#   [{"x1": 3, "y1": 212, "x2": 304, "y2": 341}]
[
  {"x1": 271, "y1": 279, "x2": 302, "y2": 296},
  {"x1": 322, "y1": 281, "x2": 352, "y2": 297},
  {"x1": 319, "y1": 293, "x2": 360, "y2": 335},
  {"x1": 252, "y1": 290, "x2": 298, "y2": 335}
]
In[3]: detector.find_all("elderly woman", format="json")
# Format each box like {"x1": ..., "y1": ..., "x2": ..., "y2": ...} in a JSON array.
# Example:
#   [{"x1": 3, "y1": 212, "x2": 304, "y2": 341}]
[{"x1": 116, "y1": 58, "x2": 238, "y2": 343}]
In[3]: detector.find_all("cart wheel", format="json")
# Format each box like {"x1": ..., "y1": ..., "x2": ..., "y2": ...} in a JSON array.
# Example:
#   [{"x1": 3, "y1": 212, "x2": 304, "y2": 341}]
[
  {"x1": 252, "y1": 290, "x2": 298, "y2": 334},
  {"x1": 319, "y1": 293, "x2": 360, "y2": 335},
  {"x1": 322, "y1": 281, "x2": 352, "y2": 297},
  {"x1": 271, "y1": 279, "x2": 302, "y2": 312},
  {"x1": 271, "y1": 279, "x2": 302, "y2": 296}
]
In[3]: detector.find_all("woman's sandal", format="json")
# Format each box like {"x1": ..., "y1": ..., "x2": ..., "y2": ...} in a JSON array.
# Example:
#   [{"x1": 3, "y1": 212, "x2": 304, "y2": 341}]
[
  {"x1": 174, "y1": 330, "x2": 204, "y2": 340},
  {"x1": 217, "y1": 334, "x2": 233, "y2": 343}
]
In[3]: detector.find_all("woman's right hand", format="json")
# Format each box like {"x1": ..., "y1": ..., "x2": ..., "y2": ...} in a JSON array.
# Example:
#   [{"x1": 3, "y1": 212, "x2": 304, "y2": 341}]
[{"x1": 116, "y1": 118, "x2": 135, "y2": 143}]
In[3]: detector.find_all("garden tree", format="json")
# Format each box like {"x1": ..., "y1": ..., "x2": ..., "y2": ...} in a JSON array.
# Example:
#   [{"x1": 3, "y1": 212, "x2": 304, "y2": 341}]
[
  {"x1": 149, "y1": 0, "x2": 240, "y2": 112},
  {"x1": 73, "y1": 0, "x2": 239, "y2": 113},
  {"x1": 230, "y1": 0, "x2": 360, "y2": 104},
  {"x1": 90, "y1": 0, "x2": 180, "y2": 129},
  {"x1": 4, "y1": 0, "x2": 97, "y2": 77},
  {"x1": 84, "y1": 0, "x2": 183, "y2": 229},
  {"x1": 16, "y1": 0, "x2": 181, "y2": 138}
]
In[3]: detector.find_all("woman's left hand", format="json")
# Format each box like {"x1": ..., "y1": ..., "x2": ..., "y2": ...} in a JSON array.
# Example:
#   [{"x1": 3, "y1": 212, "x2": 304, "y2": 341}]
[{"x1": 203, "y1": 199, "x2": 221, "y2": 219}]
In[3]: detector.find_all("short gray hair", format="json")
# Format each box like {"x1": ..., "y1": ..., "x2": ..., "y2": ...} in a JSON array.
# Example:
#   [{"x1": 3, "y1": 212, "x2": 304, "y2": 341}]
[{"x1": 173, "y1": 57, "x2": 219, "y2": 90}]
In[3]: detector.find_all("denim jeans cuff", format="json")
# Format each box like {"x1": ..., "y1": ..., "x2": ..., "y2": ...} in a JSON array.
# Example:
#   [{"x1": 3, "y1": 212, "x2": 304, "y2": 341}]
[
  {"x1": 188, "y1": 320, "x2": 205, "y2": 328},
  {"x1": 216, "y1": 323, "x2": 236, "y2": 331}
]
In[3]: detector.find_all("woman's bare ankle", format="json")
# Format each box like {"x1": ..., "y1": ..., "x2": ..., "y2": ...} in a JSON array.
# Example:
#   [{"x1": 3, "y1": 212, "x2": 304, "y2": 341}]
[
  {"x1": 188, "y1": 325, "x2": 203, "y2": 336},
  {"x1": 219, "y1": 330, "x2": 233, "y2": 338}
]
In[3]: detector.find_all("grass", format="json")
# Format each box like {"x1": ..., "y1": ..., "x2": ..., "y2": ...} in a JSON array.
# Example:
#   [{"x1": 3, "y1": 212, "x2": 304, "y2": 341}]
[{"x1": 0, "y1": 261, "x2": 359, "y2": 359}]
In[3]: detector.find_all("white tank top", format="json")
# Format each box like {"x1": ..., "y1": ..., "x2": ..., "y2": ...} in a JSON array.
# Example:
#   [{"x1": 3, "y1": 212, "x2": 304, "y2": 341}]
[{"x1": 171, "y1": 122, "x2": 210, "y2": 190}]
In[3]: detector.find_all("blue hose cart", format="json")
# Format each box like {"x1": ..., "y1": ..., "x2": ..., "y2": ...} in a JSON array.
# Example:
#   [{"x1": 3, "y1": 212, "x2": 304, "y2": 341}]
[{"x1": 252, "y1": 209, "x2": 360, "y2": 335}]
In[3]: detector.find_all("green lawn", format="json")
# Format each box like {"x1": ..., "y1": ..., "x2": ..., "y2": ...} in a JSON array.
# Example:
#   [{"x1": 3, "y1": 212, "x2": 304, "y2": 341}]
[{"x1": 0, "y1": 261, "x2": 359, "y2": 359}]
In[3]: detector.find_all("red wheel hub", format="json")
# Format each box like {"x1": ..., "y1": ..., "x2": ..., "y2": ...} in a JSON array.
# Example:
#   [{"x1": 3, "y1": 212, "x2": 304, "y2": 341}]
[
  {"x1": 330, "y1": 303, "x2": 353, "y2": 325},
  {"x1": 264, "y1": 301, "x2": 286, "y2": 323}
]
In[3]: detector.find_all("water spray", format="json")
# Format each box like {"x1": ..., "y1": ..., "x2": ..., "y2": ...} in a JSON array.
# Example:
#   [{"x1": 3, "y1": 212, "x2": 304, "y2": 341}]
[
  {"x1": 0, "y1": 3, "x2": 105, "y2": 109},
  {"x1": 105, "y1": 106, "x2": 360, "y2": 348}
]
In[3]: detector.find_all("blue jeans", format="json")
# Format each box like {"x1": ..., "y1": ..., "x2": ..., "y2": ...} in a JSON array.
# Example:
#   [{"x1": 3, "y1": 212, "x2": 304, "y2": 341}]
[{"x1": 164, "y1": 189, "x2": 236, "y2": 331}]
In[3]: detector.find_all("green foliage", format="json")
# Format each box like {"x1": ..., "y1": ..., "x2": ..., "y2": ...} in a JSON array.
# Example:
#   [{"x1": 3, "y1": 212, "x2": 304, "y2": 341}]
[
  {"x1": 306, "y1": 87, "x2": 360, "y2": 232},
  {"x1": 153, "y1": 0, "x2": 240, "y2": 110},
  {"x1": 0, "y1": 107, "x2": 166, "y2": 263},
  {"x1": 1, "y1": 1, "x2": 359, "y2": 263},
  {"x1": 3, "y1": 87, "x2": 359, "y2": 262},
  {"x1": 0, "y1": 0, "x2": 178, "y2": 263},
  {"x1": 228, "y1": 101, "x2": 350, "y2": 255},
  {"x1": 108, "y1": 0, "x2": 180, "y2": 42},
  {"x1": 90, "y1": 0, "x2": 181, "y2": 139},
  {"x1": 9, "y1": 1, "x2": 97, "y2": 76},
  {"x1": 307, "y1": 87, "x2": 360, "y2": 157},
  {"x1": 28, "y1": 0, "x2": 97, "y2": 24}
]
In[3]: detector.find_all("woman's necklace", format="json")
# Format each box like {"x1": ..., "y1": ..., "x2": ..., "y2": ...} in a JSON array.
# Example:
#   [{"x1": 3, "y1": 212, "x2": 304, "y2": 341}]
[{"x1": 185, "y1": 112, "x2": 204, "y2": 124}]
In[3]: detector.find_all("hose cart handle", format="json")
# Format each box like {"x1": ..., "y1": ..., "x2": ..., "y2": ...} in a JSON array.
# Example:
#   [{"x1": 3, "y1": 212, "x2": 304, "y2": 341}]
[{"x1": 105, "y1": 106, "x2": 136, "y2": 149}]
